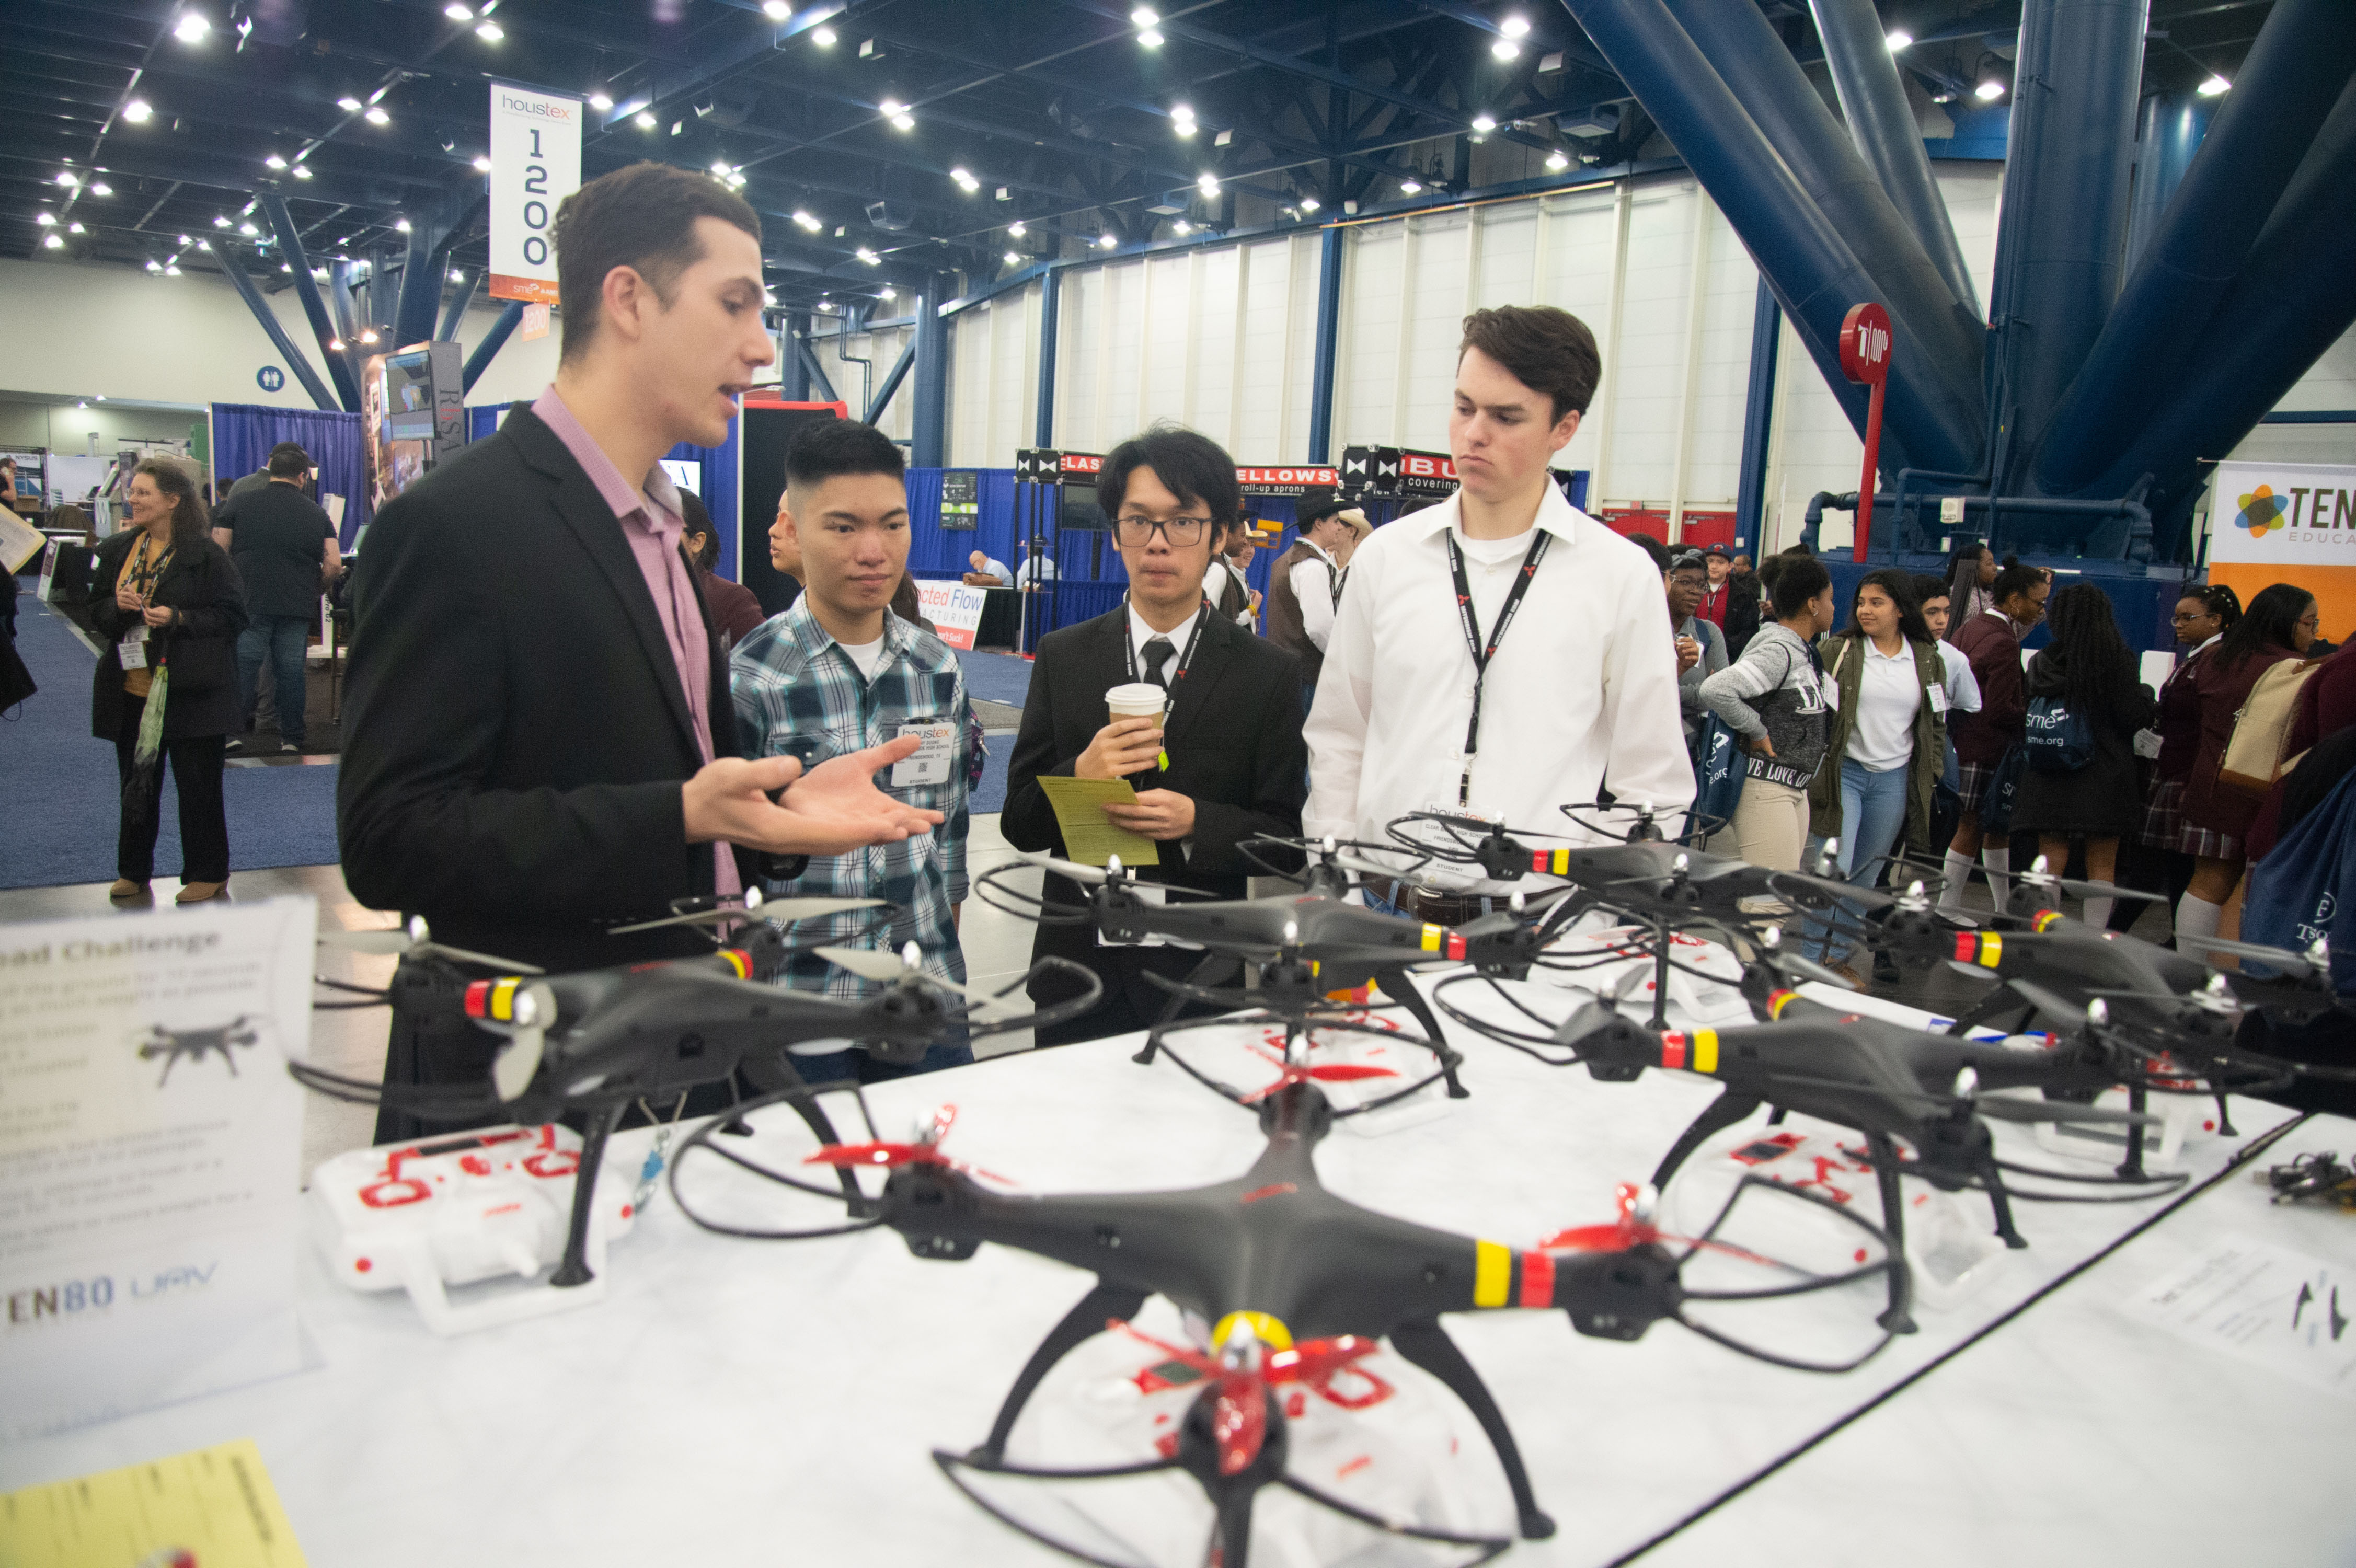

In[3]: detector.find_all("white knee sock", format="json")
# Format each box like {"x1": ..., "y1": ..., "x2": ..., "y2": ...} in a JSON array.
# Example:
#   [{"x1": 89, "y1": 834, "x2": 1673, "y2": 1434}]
[
  {"x1": 1979, "y1": 846, "x2": 2010, "y2": 908},
  {"x1": 1939, "y1": 850, "x2": 1974, "y2": 910},
  {"x1": 2175, "y1": 893, "x2": 2224, "y2": 961},
  {"x1": 2079, "y1": 881, "x2": 2116, "y2": 931}
]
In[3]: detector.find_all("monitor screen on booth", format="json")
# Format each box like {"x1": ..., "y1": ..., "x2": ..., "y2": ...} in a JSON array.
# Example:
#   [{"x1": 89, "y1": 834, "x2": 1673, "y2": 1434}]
[
  {"x1": 1058, "y1": 485, "x2": 1105, "y2": 532},
  {"x1": 381, "y1": 351, "x2": 438, "y2": 442}
]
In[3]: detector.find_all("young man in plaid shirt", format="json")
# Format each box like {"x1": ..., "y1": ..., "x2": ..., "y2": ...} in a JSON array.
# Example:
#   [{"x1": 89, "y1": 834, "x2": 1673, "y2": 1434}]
[{"x1": 731, "y1": 420, "x2": 975, "y2": 1080}]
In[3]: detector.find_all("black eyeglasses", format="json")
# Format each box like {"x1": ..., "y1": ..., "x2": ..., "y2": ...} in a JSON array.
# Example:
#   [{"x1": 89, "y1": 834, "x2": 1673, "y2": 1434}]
[{"x1": 1114, "y1": 514, "x2": 1212, "y2": 548}]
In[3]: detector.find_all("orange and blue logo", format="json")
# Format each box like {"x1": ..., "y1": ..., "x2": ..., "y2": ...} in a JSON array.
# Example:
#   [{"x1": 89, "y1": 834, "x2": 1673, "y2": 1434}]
[{"x1": 2235, "y1": 485, "x2": 2290, "y2": 539}]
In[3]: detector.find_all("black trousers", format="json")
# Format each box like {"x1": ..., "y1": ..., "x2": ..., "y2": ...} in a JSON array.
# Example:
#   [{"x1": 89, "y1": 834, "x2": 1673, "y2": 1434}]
[{"x1": 114, "y1": 698, "x2": 229, "y2": 884}]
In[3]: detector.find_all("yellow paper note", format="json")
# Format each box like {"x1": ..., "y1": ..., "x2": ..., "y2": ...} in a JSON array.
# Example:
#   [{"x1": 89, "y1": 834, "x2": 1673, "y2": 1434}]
[
  {"x1": 1037, "y1": 776, "x2": 1161, "y2": 868},
  {"x1": 0, "y1": 1438, "x2": 308, "y2": 1568}
]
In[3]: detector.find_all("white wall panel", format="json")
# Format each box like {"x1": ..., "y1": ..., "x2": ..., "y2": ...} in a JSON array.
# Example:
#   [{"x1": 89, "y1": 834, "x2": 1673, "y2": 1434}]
[{"x1": 943, "y1": 282, "x2": 1040, "y2": 466}]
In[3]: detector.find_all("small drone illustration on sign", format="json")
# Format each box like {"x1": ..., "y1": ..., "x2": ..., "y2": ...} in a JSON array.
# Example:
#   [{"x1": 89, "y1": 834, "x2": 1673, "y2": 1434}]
[{"x1": 134, "y1": 1016, "x2": 263, "y2": 1085}]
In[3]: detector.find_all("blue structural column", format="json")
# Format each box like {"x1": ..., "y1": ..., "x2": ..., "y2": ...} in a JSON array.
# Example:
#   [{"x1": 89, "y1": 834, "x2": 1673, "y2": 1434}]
[
  {"x1": 217, "y1": 243, "x2": 338, "y2": 412},
  {"x1": 393, "y1": 219, "x2": 441, "y2": 348},
  {"x1": 912, "y1": 273, "x2": 947, "y2": 467},
  {"x1": 1733, "y1": 280, "x2": 1780, "y2": 554},
  {"x1": 783, "y1": 313, "x2": 810, "y2": 401},
  {"x1": 1985, "y1": 0, "x2": 2150, "y2": 502},
  {"x1": 796, "y1": 332, "x2": 842, "y2": 406},
  {"x1": 257, "y1": 193, "x2": 361, "y2": 412},
  {"x1": 436, "y1": 267, "x2": 481, "y2": 345},
  {"x1": 865, "y1": 342, "x2": 915, "y2": 425},
  {"x1": 1305, "y1": 225, "x2": 1344, "y2": 464},
  {"x1": 1035, "y1": 267, "x2": 1060, "y2": 448},
  {"x1": 461, "y1": 301, "x2": 525, "y2": 394}
]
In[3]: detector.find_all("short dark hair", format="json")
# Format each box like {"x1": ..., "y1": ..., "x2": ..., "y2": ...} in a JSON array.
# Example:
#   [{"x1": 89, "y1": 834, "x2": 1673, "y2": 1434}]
[
  {"x1": 1767, "y1": 553, "x2": 1831, "y2": 616},
  {"x1": 1097, "y1": 423, "x2": 1240, "y2": 541},
  {"x1": 1625, "y1": 531, "x2": 1671, "y2": 573},
  {"x1": 1991, "y1": 560, "x2": 2046, "y2": 606},
  {"x1": 1458, "y1": 304, "x2": 1601, "y2": 423},
  {"x1": 785, "y1": 418, "x2": 904, "y2": 492},
  {"x1": 1910, "y1": 573, "x2": 1950, "y2": 608},
  {"x1": 267, "y1": 441, "x2": 312, "y2": 478},
  {"x1": 554, "y1": 160, "x2": 762, "y2": 363}
]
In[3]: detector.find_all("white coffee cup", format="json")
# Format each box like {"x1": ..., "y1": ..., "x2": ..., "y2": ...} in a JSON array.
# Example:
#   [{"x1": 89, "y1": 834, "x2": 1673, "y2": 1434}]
[{"x1": 1105, "y1": 682, "x2": 1167, "y2": 722}]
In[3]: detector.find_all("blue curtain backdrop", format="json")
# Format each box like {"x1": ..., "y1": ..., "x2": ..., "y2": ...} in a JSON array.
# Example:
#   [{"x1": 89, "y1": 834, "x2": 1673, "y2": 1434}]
[
  {"x1": 210, "y1": 403, "x2": 369, "y2": 545},
  {"x1": 461, "y1": 403, "x2": 742, "y2": 581}
]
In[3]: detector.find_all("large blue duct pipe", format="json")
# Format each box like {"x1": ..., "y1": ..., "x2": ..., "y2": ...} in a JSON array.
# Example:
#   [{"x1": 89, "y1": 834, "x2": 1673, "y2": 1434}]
[
  {"x1": 460, "y1": 302, "x2": 525, "y2": 395},
  {"x1": 1035, "y1": 269, "x2": 1060, "y2": 448},
  {"x1": 1809, "y1": 0, "x2": 1980, "y2": 316},
  {"x1": 2074, "y1": 78, "x2": 2356, "y2": 530},
  {"x1": 911, "y1": 273, "x2": 947, "y2": 468},
  {"x1": 2123, "y1": 94, "x2": 2212, "y2": 273},
  {"x1": 1560, "y1": 0, "x2": 1982, "y2": 478},
  {"x1": 2036, "y1": 0, "x2": 2356, "y2": 494},
  {"x1": 1733, "y1": 280, "x2": 1779, "y2": 554},
  {"x1": 1307, "y1": 225, "x2": 1344, "y2": 465},
  {"x1": 1668, "y1": 0, "x2": 1985, "y2": 422},
  {"x1": 1987, "y1": 0, "x2": 2149, "y2": 506}
]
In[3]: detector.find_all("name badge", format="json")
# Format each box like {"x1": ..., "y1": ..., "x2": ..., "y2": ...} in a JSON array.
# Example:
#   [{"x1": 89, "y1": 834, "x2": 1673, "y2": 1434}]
[
  {"x1": 1927, "y1": 684, "x2": 1950, "y2": 715},
  {"x1": 118, "y1": 630, "x2": 148, "y2": 670},
  {"x1": 892, "y1": 721, "x2": 957, "y2": 787}
]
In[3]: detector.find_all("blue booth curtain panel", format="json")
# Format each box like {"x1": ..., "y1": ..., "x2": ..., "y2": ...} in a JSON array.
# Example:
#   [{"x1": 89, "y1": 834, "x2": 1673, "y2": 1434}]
[{"x1": 210, "y1": 403, "x2": 370, "y2": 546}]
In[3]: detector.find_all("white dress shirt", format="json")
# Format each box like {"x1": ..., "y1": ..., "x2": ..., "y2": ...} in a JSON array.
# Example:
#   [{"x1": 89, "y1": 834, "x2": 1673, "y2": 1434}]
[
  {"x1": 1303, "y1": 485, "x2": 1694, "y2": 891},
  {"x1": 1289, "y1": 541, "x2": 1340, "y2": 652},
  {"x1": 1014, "y1": 556, "x2": 1057, "y2": 587},
  {"x1": 1126, "y1": 599, "x2": 1202, "y2": 687},
  {"x1": 1934, "y1": 640, "x2": 1982, "y2": 716}
]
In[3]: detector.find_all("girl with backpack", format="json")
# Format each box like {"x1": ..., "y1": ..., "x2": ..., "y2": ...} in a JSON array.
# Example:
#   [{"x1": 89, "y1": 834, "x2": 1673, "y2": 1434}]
[
  {"x1": 1805, "y1": 570, "x2": 1949, "y2": 976},
  {"x1": 2009, "y1": 584, "x2": 2157, "y2": 929},
  {"x1": 2176, "y1": 583, "x2": 2320, "y2": 960}
]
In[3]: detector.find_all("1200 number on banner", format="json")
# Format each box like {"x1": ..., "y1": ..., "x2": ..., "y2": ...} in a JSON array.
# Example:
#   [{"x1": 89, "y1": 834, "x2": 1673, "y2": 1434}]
[{"x1": 488, "y1": 83, "x2": 582, "y2": 305}]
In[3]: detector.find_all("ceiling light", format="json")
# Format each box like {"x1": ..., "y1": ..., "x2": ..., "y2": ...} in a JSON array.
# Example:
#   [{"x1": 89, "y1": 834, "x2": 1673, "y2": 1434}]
[
  {"x1": 2197, "y1": 74, "x2": 2230, "y2": 96},
  {"x1": 178, "y1": 233, "x2": 190, "y2": 244},
  {"x1": 329, "y1": 338, "x2": 345, "y2": 351},
  {"x1": 472, "y1": 155, "x2": 493, "y2": 172},
  {"x1": 1008, "y1": 220, "x2": 1027, "y2": 236},
  {"x1": 165, "y1": 264, "x2": 180, "y2": 275},
  {"x1": 1399, "y1": 177, "x2": 1423, "y2": 194},
  {"x1": 359, "y1": 329, "x2": 379, "y2": 344},
  {"x1": 175, "y1": 11, "x2": 211, "y2": 41},
  {"x1": 1197, "y1": 172, "x2": 1219, "y2": 194},
  {"x1": 197, "y1": 239, "x2": 210, "y2": 250},
  {"x1": 634, "y1": 110, "x2": 658, "y2": 129},
  {"x1": 1173, "y1": 119, "x2": 1196, "y2": 138},
  {"x1": 1491, "y1": 38, "x2": 1520, "y2": 60},
  {"x1": 96, "y1": 395, "x2": 105, "y2": 401},
  {"x1": 395, "y1": 217, "x2": 411, "y2": 232},
  {"x1": 1886, "y1": 29, "x2": 1912, "y2": 50},
  {"x1": 266, "y1": 154, "x2": 288, "y2": 169},
  {"x1": 1471, "y1": 113, "x2": 1497, "y2": 133},
  {"x1": 475, "y1": 21, "x2": 503, "y2": 41},
  {"x1": 762, "y1": 0, "x2": 789, "y2": 17},
  {"x1": 214, "y1": 215, "x2": 229, "y2": 227},
  {"x1": 857, "y1": 247, "x2": 880, "y2": 264},
  {"x1": 1131, "y1": 6, "x2": 1158, "y2": 24},
  {"x1": 792, "y1": 209, "x2": 820, "y2": 231},
  {"x1": 588, "y1": 91, "x2": 613, "y2": 111},
  {"x1": 1545, "y1": 148, "x2": 1569, "y2": 171},
  {"x1": 1004, "y1": 250, "x2": 1022, "y2": 266},
  {"x1": 879, "y1": 286, "x2": 896, "y2": 301},
  {"x1": 56, "y1": 171, "x2": 79, "y2": 187},
  {"x1": 292, "y1": 164, "x2": 313, "y2": 179},
  {"x1": 880, "y1": 98, "x2": 915, "y2": 130},
  {"x1": 950, "y1": 166, "x2": 979, "y2": 191},
  {"x1": 1140, "y1": 28, "x2": 1163, "y2": 46},
  {"x1": 365, "y1": 105, "x2": 390, "y2": 124},
  {"x1": 338, "y1": 96, "x2": 362, "y2": 112},
  {"x1": 1172, "y1": 218, "x2": 1191, "y2": 235},
  {"x1": 43, "y1": 234, "x2": 63, "y2": 249},
  {"x1": 90, "y1": 182, "x2": 111, "y2": 196},
  {"x1": 36, "y1": 211, "x2": 55, "y2": 225},
  {"x1": 310, "y1": 265, "x2": 325, "y2": 278},
  {"x1": 726, "y1": 170, "x2": 745, "y2": 188},
  {"x1": 148, "y1": 260, "x2": 163, "y2": 272},
  {"x1": 238, "y1": 220, "x2": 259, "y2": 235},
  {"x1": 449, "y1": 269, "x2": 466, "y2": 283},
  {"x1": 1501, "y1": 15, "x2": 1531, "y2": 37},
  {"x1": 1097, "y1": 233, "x2": 1117, "y2": 249},
  {"x1": 68, "y1": 222, "x2": 84, "y2": 233},
  {"x1": 122, "y1": 99, "x2": 153, "y2": 123},
  {"x1": 812, "y1": 25, "x2": 836, "y2": 45},
  {"x1": 1975, "y1": 77, "x2": 2005, "y2": 100},
  {"x1": 444, "y1": 2, "x2": 473, "y2": 17},
  {"x1": 279, "y1": 263, "x2": 291, "y2": 273}
]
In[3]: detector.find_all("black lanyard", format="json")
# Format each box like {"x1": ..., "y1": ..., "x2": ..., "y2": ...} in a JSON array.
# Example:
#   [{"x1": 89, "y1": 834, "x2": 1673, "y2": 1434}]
[
  {"x1": 124, "y1": 535, "x2": 176, "y2": 597},
  {"x1": 1121, "y1": 597, "x2": 1210, "y2": 696},
  {"x1": 1445, "y1": 529, "x2": 1551, "y2": 805}
]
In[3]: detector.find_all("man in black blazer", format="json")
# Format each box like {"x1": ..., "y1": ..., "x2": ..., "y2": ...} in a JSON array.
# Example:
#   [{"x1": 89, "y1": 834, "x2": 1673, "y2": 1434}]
[
  {"x1": 1005, "y1": 425, "x2": 1306, "y2": 1045},
  {"x1": 340, "y1": 162, "x2": 937, "y2": 1138}
]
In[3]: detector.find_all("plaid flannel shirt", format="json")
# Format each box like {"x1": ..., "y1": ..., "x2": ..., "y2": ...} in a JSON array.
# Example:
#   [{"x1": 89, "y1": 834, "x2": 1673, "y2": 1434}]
[{"x1": 730, "y1": 602, "x2": 974, "y2": 1000}]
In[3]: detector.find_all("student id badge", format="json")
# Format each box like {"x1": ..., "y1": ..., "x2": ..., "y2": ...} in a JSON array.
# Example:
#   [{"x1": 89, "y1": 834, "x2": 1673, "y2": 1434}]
[
  {"x1": 892, "y1": 721, "x2": 957, "y2": 787},
  {"x1": 118, "y1": 628, "x2": 149, "y2": 670},
  {"x1": 1927, "y1": 683, "x2": 1949, "y2": 715}
]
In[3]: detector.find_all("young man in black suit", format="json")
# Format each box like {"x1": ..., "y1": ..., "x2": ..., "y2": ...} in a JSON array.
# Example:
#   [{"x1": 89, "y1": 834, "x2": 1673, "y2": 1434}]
[
  {"x1": 1005, "y1": 424, "x2": 1307, "y2": 1046},
  {"x1": 340, "y1": 162, "x2": 938, "y2": 1137}
]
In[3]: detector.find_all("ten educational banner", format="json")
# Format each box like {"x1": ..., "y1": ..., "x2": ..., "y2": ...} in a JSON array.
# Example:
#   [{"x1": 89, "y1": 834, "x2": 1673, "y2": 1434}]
[
  {"x1": 914, "y1": 579, "x2": 991, "y2": 651},
  {"x1": 2208, "y1": 460, "x2": 2356, "y2": 643},
  {"x1": 488, "y1": 83, "x2": 582, "y2": 305}
]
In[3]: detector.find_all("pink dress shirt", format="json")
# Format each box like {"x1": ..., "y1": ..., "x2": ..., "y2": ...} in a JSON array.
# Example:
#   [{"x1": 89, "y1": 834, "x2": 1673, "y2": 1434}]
[{"x1": 532, "y1": 387, "x2": 740, "y2": 897}]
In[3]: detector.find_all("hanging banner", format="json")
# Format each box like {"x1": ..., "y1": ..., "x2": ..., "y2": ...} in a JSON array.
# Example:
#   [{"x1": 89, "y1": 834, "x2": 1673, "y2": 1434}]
[
  {"x1": 913, "y1": 579, "x2": 991, "y2": 650},
  {"x1": 2209, "y1": 459, "x2": 2356, "y2": 651},
  {"x1": 488, "y1": 83, "x2": 582, "y2": 305},
  {"x1": 0, "y1": 900, "x2": 314, "y2": 1442}
]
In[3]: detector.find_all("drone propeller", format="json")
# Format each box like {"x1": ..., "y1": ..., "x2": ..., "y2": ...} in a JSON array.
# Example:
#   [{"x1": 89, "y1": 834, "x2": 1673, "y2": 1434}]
[
  {"x1": 802, "y1": 1103, "x2": 1010, "y2": 1182},
  {"x1": 1013, "y1": 847, "x2": 1127, "y2": 887},
  {"x1": 2182, "y1": 934, "x2": 2328, "y2": 979},
  {"x1": 1112, "y1": 1319, "x2": 1385, "y2": 1473},
  {"x1": 1756, "y1": 926, "x2": 1860, "y2": 991},
  {"x1": 607, "y1": 892, "x2": 887, "y2": 935},
  {"x1": 1238, "y1": 1043, "x2": 1400, "y2": 1103},
  {"x1": 2011, "y1": 856, "x2": 2173, "y2": 908},
  {"x1": 1536, "y1": 1181, "x2": 1787, "y2": 1267},
  {"x1": 485, "y1": 980, "x2": 557, "y2": 1101},
  {"x1": 319, "y1": 915, "x2": 544, "y2": 975},
  {"x1": 815, "y1": 942, "x2": 1002, "y2": 1006}
]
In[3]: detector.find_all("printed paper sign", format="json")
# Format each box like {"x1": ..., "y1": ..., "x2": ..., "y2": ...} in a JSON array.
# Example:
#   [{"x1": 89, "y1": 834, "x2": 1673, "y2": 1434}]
[
  {"x1": 914, "y1": 578, "x2": 991, "y2": 651},
  {"x1": 2125, "y1": 1239, "x2": 2356, "y2": 1400},
  {"x1": 2209, "y1": 460, "x2": 2356, "y2": 566},
  {"x1": 0, "y1": 900, "x2": 315, "y2": 1441},
  {"x1": 488, "y1": 83, "x2": 581, "y2": 304}
]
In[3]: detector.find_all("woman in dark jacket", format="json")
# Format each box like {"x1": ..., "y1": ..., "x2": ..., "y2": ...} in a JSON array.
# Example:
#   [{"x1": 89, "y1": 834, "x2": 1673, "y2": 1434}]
[
  {"x1": 2109, "y1": 584, "x2": 2239, "y2": 930},
  {"x1": 2176, "y1": 582, "x2": 2318, "y2": 959},
  {"x1": 2010, "y1": 584, "x2": 2157, "y2": 929},
  {"x1": 87, "y1": 459, "x2": 248, "y2": 903}
]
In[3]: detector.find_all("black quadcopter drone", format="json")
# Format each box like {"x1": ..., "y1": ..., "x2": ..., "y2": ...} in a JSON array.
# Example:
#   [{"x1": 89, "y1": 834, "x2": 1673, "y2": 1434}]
[
  {"x1": 134, "y1": 1015, "x2": 263, "y2": 1085},
  {"x1": 667, "y1": 1074, "x2": 1904, "y2": 1567}
]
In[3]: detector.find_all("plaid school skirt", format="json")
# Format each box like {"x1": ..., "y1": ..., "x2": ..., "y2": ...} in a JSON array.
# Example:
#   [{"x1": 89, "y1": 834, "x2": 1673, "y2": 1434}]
[
  {"x1": 1956, "y1": 758, "x2": 1997, "y2": 815},
  {"x1": 2138, "y1": 777, "x2": 2186, "y2": 850},
  {"x1": 2171, "y1": 814, "x2": 2240, "y2": 861}
]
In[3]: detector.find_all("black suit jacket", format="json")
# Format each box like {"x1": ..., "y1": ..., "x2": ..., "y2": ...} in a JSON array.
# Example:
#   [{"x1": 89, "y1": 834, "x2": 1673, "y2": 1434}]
[
  {"x1": 86, "y1": 532, "x2": 248, "y2": 740},
  {"x1": 1004, "y1": 606, "x2": 1306, "y2": 1020},
  {"x1": 338, "y1": 405, "x2": 744, "y2": 974}
]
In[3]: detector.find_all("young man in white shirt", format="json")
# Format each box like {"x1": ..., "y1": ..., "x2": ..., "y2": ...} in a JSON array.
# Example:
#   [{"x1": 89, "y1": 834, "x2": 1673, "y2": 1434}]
[{"x1": 1304, "y1": 305, "x2": 1693, "y2": 921}]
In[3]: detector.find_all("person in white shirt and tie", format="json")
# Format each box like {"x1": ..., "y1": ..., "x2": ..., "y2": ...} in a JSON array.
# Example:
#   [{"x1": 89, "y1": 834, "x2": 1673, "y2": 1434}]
[{"x1": 1304, "y1": 304, "x2": 1694, "y2": 924}]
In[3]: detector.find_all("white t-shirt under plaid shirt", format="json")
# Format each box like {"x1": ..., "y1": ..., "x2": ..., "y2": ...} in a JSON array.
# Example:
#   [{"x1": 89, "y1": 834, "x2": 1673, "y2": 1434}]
[{"x1": 729, "y1": 602, "x2": 975, "y2": 999}]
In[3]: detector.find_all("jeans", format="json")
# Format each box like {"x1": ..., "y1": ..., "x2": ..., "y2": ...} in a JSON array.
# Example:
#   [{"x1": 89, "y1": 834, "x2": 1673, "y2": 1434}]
[
  {"x1": 114, "y1": 699, "x2": 229, "y2": 883},
  {"x1": 1807, "y1": 756, "x2": 1910, "y2": 961},
  {"x1": 238, "y1": 614, "x2": 309, "y2": 745}
]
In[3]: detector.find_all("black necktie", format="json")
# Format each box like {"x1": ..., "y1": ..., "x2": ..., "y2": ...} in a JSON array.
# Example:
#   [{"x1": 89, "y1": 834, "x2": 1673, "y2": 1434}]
[{"x1": 1141, "y1": 637, "x2": 1176, "y2": 692}]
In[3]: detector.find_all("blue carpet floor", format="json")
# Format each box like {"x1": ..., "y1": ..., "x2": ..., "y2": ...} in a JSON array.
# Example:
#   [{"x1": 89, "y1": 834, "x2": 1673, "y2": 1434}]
[{"x1": 3, "y1": 609, "x2": 1026, "y2": 890}]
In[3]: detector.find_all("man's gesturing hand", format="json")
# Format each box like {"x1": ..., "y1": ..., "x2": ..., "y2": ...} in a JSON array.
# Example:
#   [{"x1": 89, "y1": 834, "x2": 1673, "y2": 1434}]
[{"x1": 682, "y1": 736, "x2": 944, "y2": 855}]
